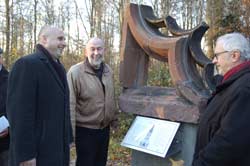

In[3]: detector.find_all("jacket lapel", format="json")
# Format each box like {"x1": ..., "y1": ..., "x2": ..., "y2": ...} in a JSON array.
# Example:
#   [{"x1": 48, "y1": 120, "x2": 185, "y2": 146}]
[{"x1": 37, "y1": 53, "x2": 65, "y2": 92}]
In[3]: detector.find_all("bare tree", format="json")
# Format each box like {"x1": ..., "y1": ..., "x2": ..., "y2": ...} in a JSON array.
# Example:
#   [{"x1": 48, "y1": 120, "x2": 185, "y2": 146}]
[
  {"x1": 205, "y1": 0, "x2": 224, "y2": 58},
  {"x1": 241, "y1": 0, "x2": 250, "y2": 36},
  {"x1": 34, "y1": 0, "x2": 38, "y2": 45},
  {"x1": 4, "y1": 0, "x2": 10, "y2": 66},
  {"x1": 43, "y1": 0, "x2": 56, "y2": 24}
]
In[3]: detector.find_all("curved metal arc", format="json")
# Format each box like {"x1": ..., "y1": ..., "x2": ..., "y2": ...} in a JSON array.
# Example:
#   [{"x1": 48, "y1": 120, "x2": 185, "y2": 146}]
[
  {"x1": 188, "y1": 22, "x2": 211, "y2": 67},
  {"x1": 203, "y1": 63, "x2": 217, "y2": 91},
  {"x1": 145, "y1": 17, "x2": 166, "y2": 28},
  {"x1": 166, "y1": 32, "x2": 211, "y2": 105},
  {"x1": 126, "y1": 4, "x2": 180, "y2": 62},
  {"x1": 124, "y1": 3, "x2": 212, "y2": 105},
  {"x1": 166, "y1": 16, "x2": 206, "y2": 36},
  {"x1": 145, "y1": 15, "x2": 208, "y2": 38}
]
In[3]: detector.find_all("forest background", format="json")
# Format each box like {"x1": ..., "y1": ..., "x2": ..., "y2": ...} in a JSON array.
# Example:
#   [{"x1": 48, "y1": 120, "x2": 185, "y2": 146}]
[{"x1": 1, "y1": 0, "x2": 250, "y2": 165}]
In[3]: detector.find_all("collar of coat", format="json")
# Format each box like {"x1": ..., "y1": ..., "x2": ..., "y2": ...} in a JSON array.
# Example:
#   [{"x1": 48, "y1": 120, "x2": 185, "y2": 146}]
[
  {"x1": 222, "y1": 61, "x2": 250, "y2": 82},
  {"x1": 36, "y1": 44, "x2": 58, "y2": 62},
  {"x1": 214, "y1": 61, "x2": 250, "y2": 94},
  {"x1": 82, "y1": 59, "x2": 110, "y2": 76}
]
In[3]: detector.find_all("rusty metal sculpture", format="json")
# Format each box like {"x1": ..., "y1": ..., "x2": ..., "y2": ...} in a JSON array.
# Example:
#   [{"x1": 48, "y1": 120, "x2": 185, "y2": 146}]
[{"x1": 119, "y1": 3, "x2": 215, "y2": 124}]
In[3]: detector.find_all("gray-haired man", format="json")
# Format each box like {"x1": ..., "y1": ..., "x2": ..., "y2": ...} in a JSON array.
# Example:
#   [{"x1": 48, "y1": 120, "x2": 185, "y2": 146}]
[{"x1": 193, "y1": 32, "x2": 250, "y2": 166}]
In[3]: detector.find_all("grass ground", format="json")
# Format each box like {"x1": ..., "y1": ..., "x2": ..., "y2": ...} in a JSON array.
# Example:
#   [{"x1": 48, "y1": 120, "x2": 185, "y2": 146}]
[{"x1": 107, "y1": 112, "x2": 134, "y2": 166}]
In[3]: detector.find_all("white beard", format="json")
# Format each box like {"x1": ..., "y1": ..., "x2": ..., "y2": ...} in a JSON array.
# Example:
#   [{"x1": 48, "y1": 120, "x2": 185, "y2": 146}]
[{"x1": 88, "y1": 55, "x2": 104, "y2": 69}]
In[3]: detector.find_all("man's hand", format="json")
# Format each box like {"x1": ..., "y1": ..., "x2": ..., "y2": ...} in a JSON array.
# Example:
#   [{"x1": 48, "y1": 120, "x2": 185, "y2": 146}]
[
  {"x1": 70, "y1": 143, "x2": 75, "y2": 149},
  {"x1": 170, "y1": 158, "x2": 184, "y2": 166},
  {"x1": 0, "y1": 128, "x2": 8, "y2": 138},
  {"x1": 19, "y1": 158, "x2": 36, "y2": 166},
  {"x1": 70, "y1": 143, "x2": 76, "y2": 163}
]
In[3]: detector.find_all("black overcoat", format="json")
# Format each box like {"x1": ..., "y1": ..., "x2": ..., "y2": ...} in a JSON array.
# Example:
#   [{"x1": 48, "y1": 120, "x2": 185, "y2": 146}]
[
  {"x1": 0, "y1": 65, "x2": 9, "y2": 153},
  {"x1": 7, "y1": 48, "x2": 72, "y2": 166},
  {"x1": 193, "y1": 66, "x2": 250, "y2": 166}
]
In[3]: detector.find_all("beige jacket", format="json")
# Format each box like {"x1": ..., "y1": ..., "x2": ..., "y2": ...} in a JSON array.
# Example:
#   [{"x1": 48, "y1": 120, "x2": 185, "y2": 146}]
[{"x1": 67, "y1": 60, "x2": 116, "y2": 137}]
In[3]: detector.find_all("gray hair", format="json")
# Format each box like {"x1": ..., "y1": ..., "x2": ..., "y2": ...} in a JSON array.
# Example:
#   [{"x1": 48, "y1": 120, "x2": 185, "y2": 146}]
[{"x1": 216, "y1": 32, "x2": 250, "y2": 60}]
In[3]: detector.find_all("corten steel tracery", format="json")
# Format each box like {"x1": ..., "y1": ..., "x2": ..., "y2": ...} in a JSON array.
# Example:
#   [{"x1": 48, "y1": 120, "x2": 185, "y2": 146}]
[{"x1": 119, "y1": 3, "x2": 215, "y2": 124}]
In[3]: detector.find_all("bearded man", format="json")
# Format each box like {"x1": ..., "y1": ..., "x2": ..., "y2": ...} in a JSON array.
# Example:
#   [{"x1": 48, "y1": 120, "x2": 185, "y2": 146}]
[{"x1": 67, "y1": 37, "x2": 117, "y2": 166}]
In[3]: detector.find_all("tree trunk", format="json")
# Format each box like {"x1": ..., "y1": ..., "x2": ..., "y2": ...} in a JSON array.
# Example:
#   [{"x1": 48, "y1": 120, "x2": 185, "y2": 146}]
[
  {"x1": 5, "y1": 0, "x2": 10, "y2": 66},
  {"x1": 34, "y1": 0, "x2": 38, "y2": 46}
]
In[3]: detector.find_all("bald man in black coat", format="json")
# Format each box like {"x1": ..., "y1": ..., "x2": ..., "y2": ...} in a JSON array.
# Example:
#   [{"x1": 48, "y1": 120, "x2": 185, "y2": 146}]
[{"x1": 7, "y1": 26, "x2": 73, "y2": 166}]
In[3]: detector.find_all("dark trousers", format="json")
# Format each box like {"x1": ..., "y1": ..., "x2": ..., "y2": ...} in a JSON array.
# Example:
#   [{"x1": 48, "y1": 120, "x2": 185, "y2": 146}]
[{"x1": 75, "y1": 126, "x2": 110, "y2": 166}]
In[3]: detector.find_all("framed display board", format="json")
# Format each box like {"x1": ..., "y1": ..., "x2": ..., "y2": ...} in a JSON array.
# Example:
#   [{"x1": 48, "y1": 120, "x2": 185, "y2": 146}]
[{"x1": 121, "y1": 116, "x2": 180, "y2": 158}]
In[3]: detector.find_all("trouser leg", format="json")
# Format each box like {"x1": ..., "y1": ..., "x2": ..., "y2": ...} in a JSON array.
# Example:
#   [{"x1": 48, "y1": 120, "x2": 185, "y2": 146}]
[
  {"x1": 75, "y1": 126, "x2": 110, "y2": 166},
  {"x1": 95, "y1": 126, "x2": 110, "y2": 166}
]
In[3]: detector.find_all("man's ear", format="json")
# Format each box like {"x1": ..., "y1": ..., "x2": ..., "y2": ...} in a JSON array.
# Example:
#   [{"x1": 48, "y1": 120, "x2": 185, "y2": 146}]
[
  {"x1": 40, "y1": 35, "x2": 47, "y2": 45},
  {"x1": 232, "y1": 50, "x2": 241, "y2": 62}
]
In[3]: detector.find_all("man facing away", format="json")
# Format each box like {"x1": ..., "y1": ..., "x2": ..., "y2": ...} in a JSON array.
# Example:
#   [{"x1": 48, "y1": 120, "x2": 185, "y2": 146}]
[
  {"x1": 67, "y1": 37, "x2": 117, "y2": 166},
  {"x1": 7, "y1": 26, "x2": 73, "y2": 166},
  {"x1": 192, "y1": 32, "x2": 250, "y2": 166},
  {"x1": 0, "y1": 48, "x2": 9, "y2": 166}
]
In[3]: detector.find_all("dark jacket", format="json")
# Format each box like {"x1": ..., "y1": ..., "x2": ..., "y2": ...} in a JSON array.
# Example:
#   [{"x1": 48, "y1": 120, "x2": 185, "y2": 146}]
[
  {"x1": 0, "y1": 65, "x2": 9, "y2": 153},
  {"x1": 193, "y1": 66, "x2": 250, "y2": 166},
  {"x1": 7, "y1": 46, "x2": 72, "y2": 166}
]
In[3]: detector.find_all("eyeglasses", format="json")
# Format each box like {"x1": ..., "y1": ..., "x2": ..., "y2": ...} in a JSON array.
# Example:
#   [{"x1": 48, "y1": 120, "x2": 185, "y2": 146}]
[{"x1": 213, "y1": 51, "x2": 228, "y2": 60}]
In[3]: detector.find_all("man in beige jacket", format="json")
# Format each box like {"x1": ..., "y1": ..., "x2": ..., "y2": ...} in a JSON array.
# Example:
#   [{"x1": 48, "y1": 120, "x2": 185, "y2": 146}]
[{"x1": 67, "y1": 37, "x2": 117, "y2": 166}]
